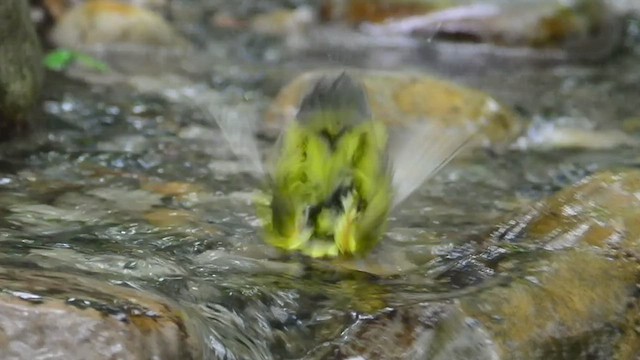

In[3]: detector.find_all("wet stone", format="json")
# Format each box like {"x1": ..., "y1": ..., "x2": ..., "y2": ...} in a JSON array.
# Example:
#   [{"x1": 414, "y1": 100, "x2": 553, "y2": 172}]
[
  {"x1": 490, "y1": 169, "x2": 640, "y2": 252},
  {"x1": 264, "y1": 68, "x2": 523, "y2": 151},
  {"x1": 320, "y1": 170, "x2": 640, "y2": 359},
  {"x1": 465, "y1": 170, "x2": 640, "y2": 358},
  {"x1": 0, "y1": 268, "x2": 203, "y2": 360},
  {"x1": 315, "y1": 303, "x2": 499, "y2": 360}
]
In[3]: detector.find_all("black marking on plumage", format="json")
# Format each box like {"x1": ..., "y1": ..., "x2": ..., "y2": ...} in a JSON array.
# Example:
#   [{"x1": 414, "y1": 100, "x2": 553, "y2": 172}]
[
  {"x1": 320, "y1": 126, "x2": 349, "y2": 151},
  {"x1": 271, "y1": 188, "x2": 293, "y2": 235},
  {"x1": 306, "y1": 178, "x2": 367, "y2": 233},
  {"x1": 326, "y1": 183, "x2": 352, "y2": 211},
  {"x1": 306, "y1": 204, "x2": 322, "y2": 228},
  {"x1": 296, "y1": 72, "x2": 371, "y2": 125},
  {"x1": 305, "y1": 182, "x2": 355, "y2": 230}
]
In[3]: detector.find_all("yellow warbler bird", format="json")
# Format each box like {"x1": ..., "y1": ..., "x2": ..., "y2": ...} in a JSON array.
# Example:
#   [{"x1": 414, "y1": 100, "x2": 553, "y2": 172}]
[{"x1": 208, "y1": 72, "x2": 473, "y2": 258}]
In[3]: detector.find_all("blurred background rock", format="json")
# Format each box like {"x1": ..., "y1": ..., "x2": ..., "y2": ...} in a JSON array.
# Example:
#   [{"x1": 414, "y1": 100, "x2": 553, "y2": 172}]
[{"x1": 0, "y1": 0, "x2": 43, "y2": 140}]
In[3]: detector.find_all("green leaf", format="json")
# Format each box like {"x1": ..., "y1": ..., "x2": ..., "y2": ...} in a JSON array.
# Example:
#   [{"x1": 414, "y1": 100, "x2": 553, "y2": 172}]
[
  {"x1": 74, "y1": 53, "x2": 110, "y2": 72},
  {"x1": 43, "y1": 49, "x2": 110, "y2": 72},
  {"x1": 43, "y1": 50, "x2": 75, "y2": 71}
]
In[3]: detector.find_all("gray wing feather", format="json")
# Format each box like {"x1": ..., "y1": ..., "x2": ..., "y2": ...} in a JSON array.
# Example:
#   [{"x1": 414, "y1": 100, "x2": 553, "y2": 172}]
[
  {"x1": 389, "y1": 121, "x2": 475, "y2": 208},
  {"x1": 197, "y1": 99, "x2": 266, "y2": 178}
]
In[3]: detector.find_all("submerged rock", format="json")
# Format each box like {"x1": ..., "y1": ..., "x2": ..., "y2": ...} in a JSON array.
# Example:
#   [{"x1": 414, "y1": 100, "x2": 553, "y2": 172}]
[
  {"x1": 0, "y1": 0, "x2": 44, "y2": 140},
  {"x1": 323, "y1": 170, "x2": 640, "y2": 359},
  {"x1": 491, "y1": 169, "x2": 640, "y2": 252},
  {"x1": 462, "y1": 170, "x2": 640, "y2": 358},
  {"x1": 461, "y1": 251, "x2": 636, "y2": 359},
  {"x1": 264, "y1": 69, "x2": 523, "y2": 150},
  {"x1": 0, "y1": 268, "x2": 203, "y2": 359},
  {"x1": 315, "y1": 303, "x2": 499, "y2": 360}
]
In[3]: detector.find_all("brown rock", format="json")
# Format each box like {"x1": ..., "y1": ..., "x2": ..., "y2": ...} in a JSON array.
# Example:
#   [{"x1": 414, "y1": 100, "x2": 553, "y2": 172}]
[
  {"x1": 323, "y1": 0, "x2": 617, "y2": 48},
  {"x1": 50, "y1": 0, "x2": 190, "y2": 50},
  {"x1": 492, "y1": 170, "x2": 640, "y2": 252},
  {"x1": 319, "y1": 0, "x2": 443, "y2": 25},
  {"x1": 144, "y1": 208, "x2": 194, "y2": 228},
  {"x1": 461, "y1": 251, "x2": 636, "y2": 359},
  {"x1": 141, "y1": 180, "x2": 203, "y2": 198},
  {"x1": 319, "y1": 0, "x2": 622, "y2": 62},
  {"x1": 469, "y1": 170, "x2": 640, "y2": 358},
  {"x1": 324, "y1": 170, "x2": 640, "y2": 359},
  {"x1": 0, "y1": 267, "x2": 203, "y2": 359},
  {"x1": 264, "y1": 69, "x2": 523, "y2": 150}
]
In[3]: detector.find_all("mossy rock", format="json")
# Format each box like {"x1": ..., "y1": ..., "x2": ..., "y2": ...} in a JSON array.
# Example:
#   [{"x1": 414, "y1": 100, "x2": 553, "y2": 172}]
[{"x1": 0, "y1": 0, "x2": 44, "y2": 140}]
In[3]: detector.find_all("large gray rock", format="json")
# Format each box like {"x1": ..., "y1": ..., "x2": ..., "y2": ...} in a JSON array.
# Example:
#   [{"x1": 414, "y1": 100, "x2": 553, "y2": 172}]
[{"x1": 0, "y1": 0, "x2": 43, "y2": 139}]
